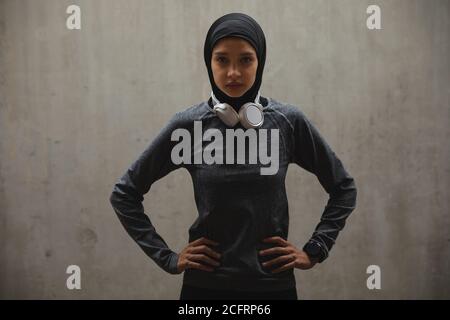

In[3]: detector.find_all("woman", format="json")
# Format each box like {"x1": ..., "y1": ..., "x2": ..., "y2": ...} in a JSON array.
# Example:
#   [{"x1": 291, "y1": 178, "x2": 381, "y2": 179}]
[{"x1": 109, "y1": 13, "x2": 357, "y2": 300}]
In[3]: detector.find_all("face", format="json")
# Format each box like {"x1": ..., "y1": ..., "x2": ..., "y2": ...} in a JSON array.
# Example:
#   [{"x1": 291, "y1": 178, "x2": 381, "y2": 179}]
[{"x1": 211, "y1": 37, "x2": 258, "y2": 98}]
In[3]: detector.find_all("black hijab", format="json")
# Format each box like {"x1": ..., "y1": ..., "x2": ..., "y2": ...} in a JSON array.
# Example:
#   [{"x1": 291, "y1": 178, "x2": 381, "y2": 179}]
[{"x1": 204, "y1": 13, "x2": 267, "y2": 111}]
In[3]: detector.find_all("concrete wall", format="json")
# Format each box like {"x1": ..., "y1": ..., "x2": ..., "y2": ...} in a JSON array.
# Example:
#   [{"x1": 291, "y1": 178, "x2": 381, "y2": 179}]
[{"x1": 0, "y1": 0, "x2": 448, "y2": 299}]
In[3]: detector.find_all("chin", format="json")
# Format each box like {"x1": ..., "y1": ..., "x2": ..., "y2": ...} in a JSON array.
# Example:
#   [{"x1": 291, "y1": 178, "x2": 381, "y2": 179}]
[
  {"x1": 225, "y1": 92, "x2": 243, "y2": 98},
  {"x1": 222, "y1": 87, "x2": 247, "y2": 98}
]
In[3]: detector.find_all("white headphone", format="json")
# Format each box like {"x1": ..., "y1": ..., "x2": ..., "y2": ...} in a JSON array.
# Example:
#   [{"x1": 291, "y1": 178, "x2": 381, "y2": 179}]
[{"x1": 211, "y1": 91, "x2": 264, "y2": 129}]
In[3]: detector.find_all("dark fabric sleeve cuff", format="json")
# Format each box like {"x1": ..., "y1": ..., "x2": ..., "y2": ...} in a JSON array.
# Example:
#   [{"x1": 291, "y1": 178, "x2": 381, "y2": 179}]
[{"x1": 166, "y1": 252, "x2": 180, "y2": 275}]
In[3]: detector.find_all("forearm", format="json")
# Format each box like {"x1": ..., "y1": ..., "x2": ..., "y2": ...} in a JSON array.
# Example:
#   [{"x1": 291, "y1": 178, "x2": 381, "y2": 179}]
[
  {"x1": 306, "y1": 176, "x2": 357, "y2": 261},
  {"x1": 110, "y1": 173, "x2": 179, "y2": 274}
]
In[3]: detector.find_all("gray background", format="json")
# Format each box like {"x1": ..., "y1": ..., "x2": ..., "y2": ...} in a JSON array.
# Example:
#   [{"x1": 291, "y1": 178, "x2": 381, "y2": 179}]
[{"x1": 0, "y1": 0, "x2": 448, "y2": 299}]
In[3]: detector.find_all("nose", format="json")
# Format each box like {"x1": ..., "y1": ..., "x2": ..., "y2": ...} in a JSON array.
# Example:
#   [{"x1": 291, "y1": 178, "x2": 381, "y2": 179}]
[{"x1": 227, "y1": 63, "x2": 241, "y2": 78}]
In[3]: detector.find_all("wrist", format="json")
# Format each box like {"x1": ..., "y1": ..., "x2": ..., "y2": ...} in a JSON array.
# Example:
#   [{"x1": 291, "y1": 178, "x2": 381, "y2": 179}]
[{"x1": 302, "y1": 241, "x2": 326, "y2": 263}]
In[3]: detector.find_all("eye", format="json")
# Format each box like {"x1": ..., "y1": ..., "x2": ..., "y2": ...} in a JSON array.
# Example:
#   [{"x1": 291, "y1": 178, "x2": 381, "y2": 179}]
[
  {"x1": 242, "y1": 57, "x2": 253, "y2": 64},
  {"x1": 216, "y1": 57, "x2": 227, "y2": 64}
]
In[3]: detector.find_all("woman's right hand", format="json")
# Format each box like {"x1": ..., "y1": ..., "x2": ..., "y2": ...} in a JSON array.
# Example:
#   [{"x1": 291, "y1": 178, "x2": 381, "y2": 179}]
[{"x1": 176, "y1": 237, "x2": 222, "y2": 273}]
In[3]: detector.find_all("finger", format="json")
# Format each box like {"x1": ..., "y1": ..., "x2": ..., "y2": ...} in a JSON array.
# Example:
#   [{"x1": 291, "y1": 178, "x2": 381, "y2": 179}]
[
  {"x1": 259, "y1": 247, "x2": 290, "y2": 256},
  {"x1": 262, "y1": 255, "x2": 295, "y2": 268},
  {"x1": 191, "y1": 245, "x2": 222, "y2": 259},
  {"x1": 262, "y1": 236, "x2": 288, "y2": 246},
  {"x1": 189, "y1": 254, "x2": 220, "y2": 267},
  {"x1": 190, "y1": 237, "x2": 219, "y2": 247},
  {"x1": 272, "y1": 261, "x2": 296, "y2": 274},
  {"x1": 186, "y1": 260, "x2": 214, "y2": 272}
]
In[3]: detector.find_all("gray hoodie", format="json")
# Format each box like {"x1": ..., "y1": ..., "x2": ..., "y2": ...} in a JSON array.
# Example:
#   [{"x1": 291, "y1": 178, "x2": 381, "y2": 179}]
[{"x1": 109, "y1": 96, "x2": 357, "y2": 291}]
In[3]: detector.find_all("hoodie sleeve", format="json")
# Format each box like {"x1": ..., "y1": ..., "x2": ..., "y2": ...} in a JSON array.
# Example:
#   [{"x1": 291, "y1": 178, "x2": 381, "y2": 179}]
[
  {"x1": 109, "y1": 112, "x2": 185, "y2": 274},
  {"x1": 290, "y1": 107, "x2": 357, "y2": 262}
]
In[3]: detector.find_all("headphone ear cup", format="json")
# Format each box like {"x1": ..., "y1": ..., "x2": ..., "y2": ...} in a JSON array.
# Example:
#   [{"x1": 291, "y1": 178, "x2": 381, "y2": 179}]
[
  {"x1": 239, "y1": 103, "x2": 264, "y2": 129},
  {"x1": 213, "y1": 103, "x2": 240, "y2": 127}
]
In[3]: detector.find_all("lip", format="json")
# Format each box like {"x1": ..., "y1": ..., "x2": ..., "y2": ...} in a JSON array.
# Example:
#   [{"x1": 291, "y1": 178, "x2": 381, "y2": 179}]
[{"x1": 226, "y1": 83, "x2": 243, "y2": 87}]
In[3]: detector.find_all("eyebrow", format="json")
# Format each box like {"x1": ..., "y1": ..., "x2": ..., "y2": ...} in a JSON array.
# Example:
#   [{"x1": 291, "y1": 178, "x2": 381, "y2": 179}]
[{"x1": 213, "y1": 51, "x2": 255, "y2": 56}]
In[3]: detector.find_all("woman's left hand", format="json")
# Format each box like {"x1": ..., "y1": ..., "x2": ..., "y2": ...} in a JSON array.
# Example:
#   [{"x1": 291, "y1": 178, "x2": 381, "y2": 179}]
[{"x1": 259, "y1": 236, "x2": 318, "y2": 273}]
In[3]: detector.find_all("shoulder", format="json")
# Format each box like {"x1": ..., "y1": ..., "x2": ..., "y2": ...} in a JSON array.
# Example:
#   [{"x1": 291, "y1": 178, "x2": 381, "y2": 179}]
[
  {"x1": 266, "y1": 97, "x2": 312, "y2": 131},
  {"x1": 167, "y1": 101, "x2": 211, "y2": 128}
]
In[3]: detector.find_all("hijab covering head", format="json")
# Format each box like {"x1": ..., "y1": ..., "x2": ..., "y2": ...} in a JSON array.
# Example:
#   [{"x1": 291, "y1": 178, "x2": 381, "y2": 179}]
[{"x1": 204, "y1": 13, "x2": 266, "y2": 111}]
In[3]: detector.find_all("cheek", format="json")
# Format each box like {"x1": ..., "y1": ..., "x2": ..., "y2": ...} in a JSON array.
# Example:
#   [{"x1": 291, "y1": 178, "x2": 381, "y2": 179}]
[
  {"x1": 211, "y1": 67, "x2": 226, "y2": 88},
  {"x1": 248, "y1": 62, "x2": 258, "y2": 75},
  {"x1": 252, "y1": 64, "x2": 258, "y2": 76},
  {"x1": 211, "y1": 65, "x2": 220, "y2": 80},
  {"x1": 246, "y1": 66, "x2": 258, "y2": 81},
  {"x1": 212, "y1": 70, "x2": 223, "y2": 83},
  {"x1": 211, "y1": 63, "x2": 222, "y2": 75}
]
